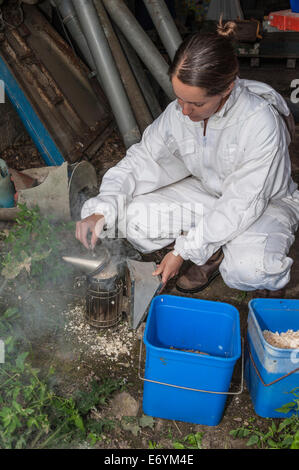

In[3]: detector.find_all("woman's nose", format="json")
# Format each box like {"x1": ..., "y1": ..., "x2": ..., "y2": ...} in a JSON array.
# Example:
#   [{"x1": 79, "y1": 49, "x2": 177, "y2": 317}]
[{"x1": 181, "y1": 102, "x2": 192, "y2": 116}]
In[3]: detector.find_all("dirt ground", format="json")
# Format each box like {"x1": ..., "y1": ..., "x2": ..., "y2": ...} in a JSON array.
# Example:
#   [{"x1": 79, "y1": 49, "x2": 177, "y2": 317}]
[{"x1": 1, "y1": 60, "x2": 299, "y2": 450}]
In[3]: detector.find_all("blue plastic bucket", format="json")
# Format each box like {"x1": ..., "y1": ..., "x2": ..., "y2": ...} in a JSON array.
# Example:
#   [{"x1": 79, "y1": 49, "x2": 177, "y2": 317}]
[
  {"x1": 0, "y1": 159, "x2": 15, "y2": 208},
  {"x1": 142, "y1": 295, "x2": 241, "y2": 426},
  {"x1": 245, "y1": 299, "x2": 299, "y2": 418},
  {"x1": 290, "y1": 0, "x2": 299, "y2": 13}
]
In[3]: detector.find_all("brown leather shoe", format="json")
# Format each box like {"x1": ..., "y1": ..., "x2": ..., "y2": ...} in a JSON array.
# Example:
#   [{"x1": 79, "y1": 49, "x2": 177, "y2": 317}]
[
  {"x1": 176, "y1": 248, "x2": 224, "y2": 293},
  {"x1": 252, "y1": 288, "x2": 286, "y2": 298}
]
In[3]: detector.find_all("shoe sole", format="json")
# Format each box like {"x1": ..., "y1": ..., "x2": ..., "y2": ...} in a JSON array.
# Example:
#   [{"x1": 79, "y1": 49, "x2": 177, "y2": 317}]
[{"x1": 175, "y1": 270, "x2": 220, "y2": 294}]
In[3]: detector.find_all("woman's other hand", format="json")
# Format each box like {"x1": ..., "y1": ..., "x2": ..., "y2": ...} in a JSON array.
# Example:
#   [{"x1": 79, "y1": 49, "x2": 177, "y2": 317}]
[{"x1": 152, "y1": 251, "x2": 184, "y2": 291}]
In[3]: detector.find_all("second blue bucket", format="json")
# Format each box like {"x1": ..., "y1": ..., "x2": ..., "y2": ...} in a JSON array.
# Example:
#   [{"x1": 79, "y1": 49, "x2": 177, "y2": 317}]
[
  {"x1": 245, "y1": 298, "x2": 299, "y2": 418},
  {"x1": 142, "y1": 295, "x2": 241, "y2": 426}
]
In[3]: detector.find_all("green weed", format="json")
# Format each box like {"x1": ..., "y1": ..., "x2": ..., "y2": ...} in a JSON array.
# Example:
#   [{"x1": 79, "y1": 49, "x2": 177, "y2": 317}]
[
  {"x1": 0, "y1": 307, "x2": 122, "y2": 449},
  {"x1": 173, "y1": 431, "x2": 204, "y2": 449},
  {"x1": 1, "y1": 203, "x2": 74, "y2": 287},
  {"x1": 148, "y1": 440, "x2": 163, "y2": 449},
  {"x1": 230, "y1": 389, "x2": 299, "y2": 449}
]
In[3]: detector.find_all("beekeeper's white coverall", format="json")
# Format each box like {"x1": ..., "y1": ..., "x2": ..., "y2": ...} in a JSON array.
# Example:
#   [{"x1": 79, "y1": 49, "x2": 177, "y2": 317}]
[{"x1": 81, "y1": 78, "x2": 299, "y2": 291}]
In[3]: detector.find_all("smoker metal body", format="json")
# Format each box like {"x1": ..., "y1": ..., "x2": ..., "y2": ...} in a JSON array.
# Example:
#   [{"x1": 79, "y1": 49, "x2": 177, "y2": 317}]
[
  {"x1": 86, "y1": 266, "x2": 124, "y2": 329},
  {"x1": 63, "y1": 252, "x2": 162, "y2": 330}
]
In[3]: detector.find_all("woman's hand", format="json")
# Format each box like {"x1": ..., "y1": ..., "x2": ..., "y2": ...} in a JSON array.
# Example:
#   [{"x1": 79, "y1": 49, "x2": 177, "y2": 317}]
[
  {"x1": 75, "y1": 214, "x2": 105, "y2": 249},
  {"x1": 152, "y1": 251, "x2": 184, "y2": 291}
]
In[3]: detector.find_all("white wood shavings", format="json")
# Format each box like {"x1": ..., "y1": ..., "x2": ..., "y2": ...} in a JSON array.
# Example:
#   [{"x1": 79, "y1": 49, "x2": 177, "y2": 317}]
[
  {"x1": 62, "y1": 303, "x2": 136, "y2": 362},
  {"x1": 263, "y1": 329, "x2": 299, "y2": 349}
]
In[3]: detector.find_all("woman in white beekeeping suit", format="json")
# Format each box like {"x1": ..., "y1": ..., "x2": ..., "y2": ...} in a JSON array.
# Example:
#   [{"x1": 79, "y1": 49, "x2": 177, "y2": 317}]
[{"x1": 76, "y1": 19, "x2": 299, "y2": 298}]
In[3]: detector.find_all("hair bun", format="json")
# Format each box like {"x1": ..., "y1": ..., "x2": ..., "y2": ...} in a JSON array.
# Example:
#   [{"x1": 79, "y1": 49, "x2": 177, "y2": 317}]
[{"x1": 217, "y1": 16, "x2": 237, "y2": 39}]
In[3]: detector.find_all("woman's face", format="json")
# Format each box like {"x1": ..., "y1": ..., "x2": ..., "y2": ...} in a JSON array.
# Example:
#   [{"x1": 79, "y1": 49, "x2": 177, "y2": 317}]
[{"x1": 172, "y1": 75, "x2": 232, "y2": 122}]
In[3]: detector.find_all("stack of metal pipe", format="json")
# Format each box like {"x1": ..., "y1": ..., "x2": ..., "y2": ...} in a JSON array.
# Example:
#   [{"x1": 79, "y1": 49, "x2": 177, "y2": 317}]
[{"x1": 53, "y1": 0, "x2": 182, "y2": 148}]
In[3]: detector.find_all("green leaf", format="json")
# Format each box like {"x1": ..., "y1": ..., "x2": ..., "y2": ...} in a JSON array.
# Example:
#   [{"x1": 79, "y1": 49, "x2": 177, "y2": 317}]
[
  {"x1": 246, "y1": 434, "x2": 259, "y2": 446},
  {"x1": 15, "y1": 436, "x2": 26, "y2": 449},
  {"x1": 271, "y1": 421, "x2": 277, "y2": 432},
  {"x1": 291, "y1": 431, "x2": 299, "y2": 449},
  {"x1": 275, "y1": 402, "x2": 295, "y2": 413},
  {"x1": 12, "y1": 401, "x2": 23, "y2": 414},
  {"x1": 267, "y1": 438, "x2": 279, "y2": 449},
  {"x1": 278, "y1": 417, "x2": 293, "y2": 432},
  {"x1": 27, "y1": 418, "x2": 39, "y2": 429},
  {"x1": 87, "y1": 432, "x2": 98, "y2": 446},
  {"x1": 139, "y1": 414, "x2": 155, "y2": 429},
  {"x1": 281, "y1": 435, "x2": 294, "y2": 448},
  {"x1": 12, "y1": 386, "x2": 21, "y2": 401},
  {"x1": 74, "y1": 414, "x2": 85, "y2": 433},
  {"x1": 173, "y1": 442, "x2": 185, "y2": 449},
  {"x1": 3, "y1": 308, "x2": 18, "y2": 319},
  {"x1": 15, "y1": 352, "x2": 29, "y2": 372},
  {"x1": 4, "y1": 336, "x2": 17, "y2": 353},
  {"x1": 121, "y1": 417, "x2": 140, "y2": 436},
  {"x1": 241, "y1": 428, "x2": 251, "y2": 438}
]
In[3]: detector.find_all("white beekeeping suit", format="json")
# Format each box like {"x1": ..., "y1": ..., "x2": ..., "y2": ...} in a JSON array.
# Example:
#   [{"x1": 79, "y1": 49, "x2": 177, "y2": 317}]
[{"x1": 81, "y1": 78, "x2": 299, "y2": 291}]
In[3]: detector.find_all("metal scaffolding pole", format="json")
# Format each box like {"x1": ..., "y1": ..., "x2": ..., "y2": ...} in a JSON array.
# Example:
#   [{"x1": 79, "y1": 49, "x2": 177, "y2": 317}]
[
  {"x1": 71, "y1": 0, "x2": 140, "y2": 148},
  {"x1": 102, "y1": 0, "x2": 174, "y2": 100},
  {"x1": 142, "y1": 0, "x2": 182, "y2": 61},
  {"x1": 53, "y1": 0, "x2": 96, "y2": 73},
  {"x1": 94, "y1": 0, "x2": 153, "y2": 133},
  {"x1": 116, "y1": 27, "x2": 162, "y2": 119}
]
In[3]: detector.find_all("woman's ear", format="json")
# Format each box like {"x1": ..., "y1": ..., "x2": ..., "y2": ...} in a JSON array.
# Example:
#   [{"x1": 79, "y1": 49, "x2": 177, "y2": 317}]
[{"x1": 223, "y1": 81, "x2": 235, "y2": 97}]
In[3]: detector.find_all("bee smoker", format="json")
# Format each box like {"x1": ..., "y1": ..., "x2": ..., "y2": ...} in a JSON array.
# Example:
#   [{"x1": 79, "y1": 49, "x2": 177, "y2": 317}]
[
  {"x1": 63, "y1": 246, "x2": 162, "y2": 330},
  {"x1": 85, "y1": 259, "x2": 124, "y2": 329}
]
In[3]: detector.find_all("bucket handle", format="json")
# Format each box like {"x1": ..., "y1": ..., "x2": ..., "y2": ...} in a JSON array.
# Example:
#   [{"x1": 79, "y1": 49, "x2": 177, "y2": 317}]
[
  {"x1": 138, "y1": 338, "x2": 244, "y2": 396},
  {"x1": 245, "y1": 340, "x2": 299, "y2": 387}
]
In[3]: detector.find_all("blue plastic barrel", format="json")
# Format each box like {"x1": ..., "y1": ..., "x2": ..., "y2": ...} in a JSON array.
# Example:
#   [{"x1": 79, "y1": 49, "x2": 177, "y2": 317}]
[
  {"x1": 245, "y1": 299, "x2": 299, "y2": 418},
  {"x1": 0, "y1": 159, "x2": 15, "y2": 208},
  {"x1": 290, "y1": 0, "x2": 299, "y2": 13},
  {"x1": 142, "y1": 295, "x2": 241, "y2": 426}
]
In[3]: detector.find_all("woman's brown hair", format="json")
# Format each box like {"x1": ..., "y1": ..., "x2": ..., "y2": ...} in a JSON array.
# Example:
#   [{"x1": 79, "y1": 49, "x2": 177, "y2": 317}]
[{"x1": 169, "y1": 18, "x2": 239, "y2": 96}]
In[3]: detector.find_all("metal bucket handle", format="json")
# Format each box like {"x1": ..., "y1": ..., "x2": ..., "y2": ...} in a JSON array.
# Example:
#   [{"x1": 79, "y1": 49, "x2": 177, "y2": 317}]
[
  {"x1": 245, "y1": 339, "x2": 299, "y2": 387},
  {"x1": 138, "y1": 338, "x2": 244, "y2": 396}
]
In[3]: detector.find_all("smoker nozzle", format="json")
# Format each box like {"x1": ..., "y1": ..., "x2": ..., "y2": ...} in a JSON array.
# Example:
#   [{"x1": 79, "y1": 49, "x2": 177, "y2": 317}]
[{"x1": 62, "y1": 247, "x2": 110, "y2": 276}]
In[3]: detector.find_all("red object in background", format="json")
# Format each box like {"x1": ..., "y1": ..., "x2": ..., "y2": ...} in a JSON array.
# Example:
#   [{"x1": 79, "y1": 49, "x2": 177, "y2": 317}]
[
  {"x1": 9, "y1": 168, "x2": 37, "y2": 203},
  {"x1": 268, "y1": 9, "x2": 299, "y2": 31}
]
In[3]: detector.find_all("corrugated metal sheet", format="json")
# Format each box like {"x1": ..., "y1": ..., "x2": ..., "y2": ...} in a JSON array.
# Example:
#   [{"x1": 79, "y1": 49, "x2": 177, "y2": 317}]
[{"x1": 0, "y1": 4, "x2": 113, "y2": 165}]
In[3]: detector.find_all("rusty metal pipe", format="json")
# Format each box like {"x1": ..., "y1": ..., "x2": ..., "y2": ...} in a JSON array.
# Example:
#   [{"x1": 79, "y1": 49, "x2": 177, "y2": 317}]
[
  {"x1": 142, "y1": 0, "x2": 182, "y2": 60},
  {"x1": 94, "y1": 0, "x2": 152, "y2": 133},
  {"x1": 102, "y1": 0, "x2": 174, "y2": 100},
  {"x1": 72, "y1": 0, "x2": 140, "y2": 148}
]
